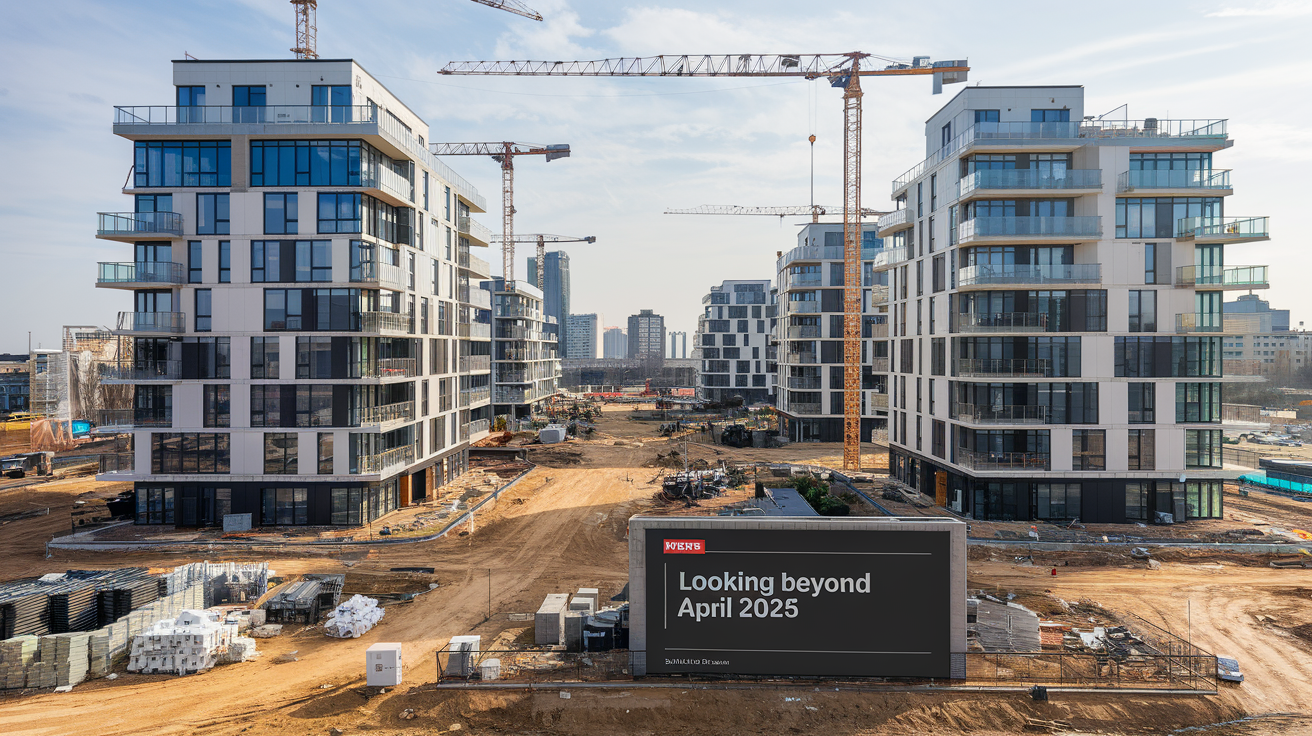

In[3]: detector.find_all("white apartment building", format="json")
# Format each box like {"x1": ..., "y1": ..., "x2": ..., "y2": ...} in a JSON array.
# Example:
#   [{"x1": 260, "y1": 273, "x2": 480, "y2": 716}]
[
  {"x1": 96, "y1": 58, "x2": 496, "y2": 527},
  {"x1": 877, "y1": 85, "x2": 1270, "y2": 524},
  {"x1": 1223, "y1": 331, "x2": 1311, "y2": 376},
  {"x1": 492, "y1": 279, "x2": 560, "y2": 418},
  {"x1": 566, "y1": 313, "x2": 598, "y2": 360},
  {"x1": 774, "y1": 224, "x2": 890, "y2": 442},
  {"x1": 693, "y1": 280, "x2": 776, "y2": 405}
]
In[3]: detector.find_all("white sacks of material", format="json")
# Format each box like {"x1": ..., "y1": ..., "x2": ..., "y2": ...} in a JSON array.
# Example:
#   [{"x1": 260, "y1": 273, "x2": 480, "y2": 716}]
[
  {"x1": 324, "y1": 595, "x2": 385, "y2": 639},
  {"x1": 127, "y1": 610, "x2": 240, "y2": 675}
]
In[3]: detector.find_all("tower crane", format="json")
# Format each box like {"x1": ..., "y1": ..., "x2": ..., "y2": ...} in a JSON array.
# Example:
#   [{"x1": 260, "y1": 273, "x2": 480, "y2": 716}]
[
  {"x1": 290, "y1": 0, "x2": 541, "y2": 61},
  {"x1": 492, "y1": 234, "x2": 599, "y2": 291},
  {"x1": 439, "y1": 53, "x2": 968, "y2": 470},
  {"x1": 664, "y1": 205, "x2": 888, "y2": 223},
  {"x1": 429, "y1": 143, "x2": 571, "y2": 283}
]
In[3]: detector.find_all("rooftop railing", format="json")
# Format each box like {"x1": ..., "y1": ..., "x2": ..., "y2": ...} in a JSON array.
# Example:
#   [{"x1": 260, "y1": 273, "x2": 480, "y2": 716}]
[
  {"x1": 958, "y1": 169, "x2": 1101, "y2": 197},
  {"x1": 97, "y1": 211, "x2": 183, "y2": 238},
  {"x1": 957, "y1": 263, "x2": 1101, "y2": 287},
  {"x1": 958, "y1": 215, "x2": 1102, "y2": 241},
  {"x1": 1117, "y1": 169, "x2": 1231, "y2": 192},
  {"x1": 97, "y1": 261, "x2": 184, "y2": 285}
]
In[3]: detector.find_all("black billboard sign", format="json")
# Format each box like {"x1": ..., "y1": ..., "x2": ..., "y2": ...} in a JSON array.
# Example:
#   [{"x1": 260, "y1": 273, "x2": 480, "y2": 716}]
[{"x1": 645, "y1": 527, "x2": 950, "y2": 677}]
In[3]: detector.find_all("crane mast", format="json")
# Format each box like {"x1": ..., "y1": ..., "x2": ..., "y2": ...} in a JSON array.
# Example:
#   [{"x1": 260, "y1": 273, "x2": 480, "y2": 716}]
[
  {"x1": 841, "y1": 63, "x2": 863, "y2": 471},
  {"x1": 492, "y1": 234, "x2": 598, "y2": 290}
]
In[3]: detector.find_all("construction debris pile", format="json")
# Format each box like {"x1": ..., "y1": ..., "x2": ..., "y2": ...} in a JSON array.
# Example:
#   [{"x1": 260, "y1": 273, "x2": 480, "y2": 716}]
[
  {"x1": 324, "y1": 595, "x2": 384, "y2": 639},
  {"x1": 127, "y1": 609, "x2": 256, "y2": 675}
]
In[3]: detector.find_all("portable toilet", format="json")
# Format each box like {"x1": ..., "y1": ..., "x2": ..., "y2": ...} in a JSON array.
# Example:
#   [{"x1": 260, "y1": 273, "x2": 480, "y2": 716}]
[{"x1": 366, "y1": 643, "x2": 403, "y2": 687}]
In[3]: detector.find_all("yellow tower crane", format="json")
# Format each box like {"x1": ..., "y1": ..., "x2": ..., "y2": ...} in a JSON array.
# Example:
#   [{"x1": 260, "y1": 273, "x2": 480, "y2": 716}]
[{"x1": 439, "y1": 53, "x2": 968, "y2": 470}]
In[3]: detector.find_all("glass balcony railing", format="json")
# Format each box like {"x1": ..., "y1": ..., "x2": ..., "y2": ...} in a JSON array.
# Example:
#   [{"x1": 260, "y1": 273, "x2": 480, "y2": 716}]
[
  {"x1": 99, "y1": 453, "x2": 135, "y2": 476},
  {"x1": 97, "y1": 261, "x2": 184, "y2": 285},
  {"x1": 1175, "y1": 313, "x2": 1224, "y2": 333},
  {"x1": 957, "y1": 263, "x2": 1101, "y2": 287},
  {"x1": 459, "y1": 322, "x2": 492, "y2": 339},
  {"x1": 356, "y1": 445, "x2": 414, "y2": 475},
  {"x1": 958, "y1": 216, "x2": 1101, "y2": 241},
  {"x1": 954, "y1": 403, "x2": 1048, "y2": 425},
  {"x1": 1177, "y1": 216, "x2": 1270, "y2": 241},
  {"x1": 102, "y1": 360, "x2": 181, "y2": 381},
  {"x1": 788, "y1": 376, "x2": 822, "y2": 389},
  {"x1": 867, "y1": 392, "x2": 889, "y2": 410},
  {"x1": 958, "y1": 169, "x2": 1101, "y2": 197},
  {"x1": 789, "y1": 273, "x2": 823, "y2": 287},
  {"x1": 115, "y1": 104, "x2": 375, "y2": 125},
  {"x1": 97, "y1": 212, "x2": 183, "y2": 238},
  {"x1": 1117, "y1": 169, "x2": 1230, "y2": 192},
  {"x1": 786, "y1": 325, "x2": 821, "y2": 339},
  {"x1": 955, "y1": 311, "x2": 1052, "y2": 333},
  {"x1": 777, "y1": 243, "x2": 881, "y2": 269},
  {"x1": 1175, "y1": 265, "x2": 1268, "y2": 289},
  {"x1": 871, "y1": 357, "x2": 890, "y2": 373},
  {"x1": 459, "y1": 355, "x2": 492, "y2": 373},
  {"x1": 956, "y1": 450, "x2": 1050, "y2": 471},
  {"x1": 460, "y1": 387, "x2": 491, "y2": 407},
  {"x1": 116, "y1": 312, "x2": 186, "y2": 333},
  {"x1": 872, "y1": 246, "x2": 910, "y2": 269},
  {"x1": 350, "y1": 261, "x2": 408, "y2": 290},
  {"x1": 876, "y1": 208, "x2": 911, "y2": 230},
  {"x1": 361, "y1": 311, "x2": 414, "y2": 335},
  {"x1": 358, "y1": 401, "x2": 414, "y2": 426},
  {"x1": 787, "y1": 402, "x2": 823, "y2": 415},
  {"x1": 954, "y1": 358, "x2": 1052, "y2": 378},
  {"x1": 785, "y1": 301, "x2": 821, "y2": 314},
  {"x1": 95, "y1": 409, "x2": 172, "y2": 429},
  {"x1": 785, "y1": 352, "x2": 819, "y2": 364}
]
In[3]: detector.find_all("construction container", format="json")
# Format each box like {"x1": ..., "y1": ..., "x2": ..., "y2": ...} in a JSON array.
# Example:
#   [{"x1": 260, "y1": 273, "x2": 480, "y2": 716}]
[
  {"x1": 564, "y1": 612, "x2": 586, "y2": 652},
  {"x1": 447, "y1": 635, "x2": 480, "y2": 677},
  {"x1": 534, "y1": 594, "x2": 569, "y2": 645},
  {"x1": 365, "y1": 643, "x2": 402, "y2": 687},
  {"x1": 479, "y1": 658, "x2": 501, "y2": 681},
  {"x1": 538, "y1": 424, "x2": 567, "y2": 444},
  {"x1": 574, "y1": 588, "x2": 600, "y2": 610},
  {"x1": 568, "y1": 596, "x2": 594, "y2": 614}
]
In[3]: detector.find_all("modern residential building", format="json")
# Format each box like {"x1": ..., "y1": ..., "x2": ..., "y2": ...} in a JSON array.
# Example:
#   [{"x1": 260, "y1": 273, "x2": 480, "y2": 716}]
[
  {"x1": 491, "y1": 278, "x2": 560, "y2": 418},
  {"x1": 1223, "y1": 330, "x2": 1312, "y2": 377},
  {"x1": 876, "y1": 84, "x2": 1270, "y2": 523},
  {"x1": 602, "y1": 327, "x2": 627, "y2": 359},
  {"x1": 668, "y1": 331, "x2": 688, "y2": 359},
  {"x1": 565, "y1": 313, "x2": 598, "y2": 360},
  {"x1": 526, "y1": 250, "x2": 571, "y2": 355},
  {"x1": 774, "y1": 224, "x2": 889, "y2": 442},
  {"x1": 627, "y1": 310, "x2": 666, "y2": 365},
  {"x1": 693, "y1": 280, "x2": 776, "y2": 405},
  {"x1": 1224, "y1": 293, "x2": 1287, "y2": 334},
  {"x1": 0, "y1": 356, "x2": 29, "y2": 414},
  {"x1": 96, "y1": 58, "x2": 496, "y2": 527}
]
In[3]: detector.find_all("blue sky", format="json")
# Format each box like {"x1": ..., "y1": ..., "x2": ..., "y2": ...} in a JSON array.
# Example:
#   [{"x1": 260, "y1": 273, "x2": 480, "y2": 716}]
[{"x1": 1, "y1": 0, "x2": 1307, "y2": 352}]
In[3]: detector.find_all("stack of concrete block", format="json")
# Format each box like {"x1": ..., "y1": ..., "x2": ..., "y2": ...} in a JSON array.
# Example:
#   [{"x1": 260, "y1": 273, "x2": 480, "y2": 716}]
[
  {"x1": 534, "y1": 594, "x2": 569, "y2": 645},
  {"x1": 218, "y1": 636, "x2": 259, "y2": 664},
  {"x1": 0, "y1": 636, "x2": 37, "y2": 689},
  {"x1": 25, "y1": 661, "x2": 55, "y2": 689},
  {"x1": 50, "y1": 633, "x2": 91, "y2": 687}
]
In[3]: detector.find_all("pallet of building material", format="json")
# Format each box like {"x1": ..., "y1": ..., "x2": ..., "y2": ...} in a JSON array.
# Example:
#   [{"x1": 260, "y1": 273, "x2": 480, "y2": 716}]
[
  {"x1": 127, "y1": 610, "x2": 237, "y2": 676},
  {"x1": 250, "y1": 624, "x2": 283, "y2": 638},
  {"x1": 304, "y1": 574, "x2": 346, "y2": 611},
  {"x1": 324, "y1": 595, "x2": 384, "y2": 639},
  {"x1": 262, "y1": 580, "x2": 324, "y2": 624}
]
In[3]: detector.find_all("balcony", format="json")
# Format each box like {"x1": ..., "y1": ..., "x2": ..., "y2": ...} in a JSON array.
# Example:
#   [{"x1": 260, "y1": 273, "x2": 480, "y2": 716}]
[
  {"x1": 361, "y1": 311, "x2": 413, "y2": 335},
  {"x1": 786, "y1": 325, "x2": 821, "y2": 339},
  {"x1": 498, "y1": 326, "x2": 549, "y2": 341},
  {"x1": 358, "y1": 401, "x2": 414, "y2": 428},
  {"x1": 351, "y1": 261, "x2": 408, "y2": 290},
  {"x1": 788, "y1": 273, "x2": 823, "y2": 288},
  {"x1": 957, "y1": 263, "x2": 1101, "y2": 288},
  {"x1": 958, "y1": 216, "x2": 1101, "y2": 243},
  {"x1": 956, "y1": 450, "x2": 1050, "y2": 471},
  {"x1": 787, "y1": 402, "x2": 823, "y2": 415},
  {"x1": 871, "y1": 246, "x2": 910, "y2": 271},
  {"x1": 97, "y1": 261, "x2": 184, "y2": 288},
  {"x1": 894, "y1": 121, "x2": 1084, "y2": 194},
  {"x1": 98, "y1": 453, "x2": 135, "y2": 476},
  {"x1": 94, "y1": 408, "x2": 172, "y2": 430},
  {"x1": 958, "y1": 169, "x2": 1101, "y2": 199},
  {"x1": 357, "y1": 445, "x2": 415, "y2": 476},
  {"x1": 1175, "y1": 313, "x2": 1224, "y2": 334},
  {"x1": 1084, "y1": 118, "x2": 1227, "y2": 141},
  {"x1": 459, "y1": 355, "x2": 492, "y2": 373},
  {"x1": 460, "y1": 288, "x2": 492, "y2": 310},
  {"x1": 96, "y1": 212, "x2": 183, "y2": 241},
  {"x1": 871, "y1": 357, "x2": 889, "y2": 372},
  {"x1": 785, "y1": 352, "x2": 818, "y2": 365},
  {"x1": 954, "y1": 403, "x2": 1048, "y2": 425},
  {"x1": 361, "y1": 357, "x2": 419, "y2": 379},
  {"x1": 777, "y1": 243, "x2": 881, "y2": 270},
  {"x1": 867, "y1": 392, "x2": 889, "y2": 410},
  {"x1": 785, "y1": 301, "x2": 821, "y2": 314},
  {"x1": 1117, "y1": 169, "x2": 1231, "y2": 194},
  {"x1": 955, "y1": 312, "x2": 1051, "y2": 333},
  {"x1": 1177, "y1": 216, "x2": 1270, "y2": 244},
  {"x1": 458, "y1": 250, "x2": 494, "y2": 278},
  {"x1": 460, "y1": 418, "x2": 491, "y2": 441},
  {"x1": 459, "y1": 322, "x2": 493, "y2": 339},
  {"x1": 102, "y1": 360, "x2": 180, "y2": 382},
  {"x1": 875, "y1": 208, "x2": 912, "y2": 236},
  {"x1": 370, "y1": 164, "x2": 414, "y2": 205},
  {"x1": 954, "y1": 358, "x2": 1051, "y2": 378},
  {"x1": 460, "y1": 387, "x2": 491, "y2": 407},
  {"x1": 788, "y1": 376, "x2": 822, "y2": 389},
  {"x1": 1175, "y1": 265, "x2": 1269, "y2": 290},
  {"x1": 116, "y1": 311, "x2": 185, "y2": 334},
  {"x1": 495, "y1": 387, "x2": 555, "y2": 405}
]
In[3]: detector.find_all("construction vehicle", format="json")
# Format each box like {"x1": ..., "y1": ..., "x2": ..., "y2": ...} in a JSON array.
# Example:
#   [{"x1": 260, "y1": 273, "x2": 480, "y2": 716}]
[{"x1": 439, "y1": 53, "x2": 969, "y2": 471}]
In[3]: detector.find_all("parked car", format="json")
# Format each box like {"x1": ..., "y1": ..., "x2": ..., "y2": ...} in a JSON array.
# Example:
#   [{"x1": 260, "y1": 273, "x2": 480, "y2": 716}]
[{"x1": 1217, "y1": 655, "x2": 1244, "y2": 683}]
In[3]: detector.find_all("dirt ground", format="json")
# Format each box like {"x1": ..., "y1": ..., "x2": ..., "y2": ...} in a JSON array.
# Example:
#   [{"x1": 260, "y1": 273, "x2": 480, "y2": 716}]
[{"x1": 0, "y1": 404, "x2": 1309, "y2": 734}]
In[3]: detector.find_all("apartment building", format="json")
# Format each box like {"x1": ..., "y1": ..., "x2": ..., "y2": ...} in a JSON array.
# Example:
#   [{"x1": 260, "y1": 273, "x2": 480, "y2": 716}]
[
  {"x1": 491, "y1": 278, "x2": 560, "y2": 418},
  {"x1": 96, "y1": 58, "x2": 496, "y2": 527},
  {"x1": 693, "y1": 280, "x2": 776, "y2": 405},
  {"x1": 627, "y1": 310, "x2": 666, "y2": 365},
  {"x1": 1223, "y1": 331, "x2": 1312, "y2": 377},
  {"x1": 1223, "y1": 293, "x2": 1288, "y2": 334},
  {"x1": 527, "y1": 251, "x2": 571, "y2": 355},
  {"x1": 876, "y1": 85, "x2": 1270, "y2": 523},
  {"x1": 774, "y1": 223, "x2": 889, "y2": 442},
  {"x1": 566, "y1": 313, "x2": 598, "y2": 360},
  {"x1": 602, "y1": 327, "x2": 627, "y2": 359}
]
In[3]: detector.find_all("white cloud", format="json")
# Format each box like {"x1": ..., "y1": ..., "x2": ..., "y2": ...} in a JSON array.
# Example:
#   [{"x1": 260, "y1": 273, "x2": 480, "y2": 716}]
[{"x1": 1206, "y1": 2, "x2": 1312, "y2": 17}]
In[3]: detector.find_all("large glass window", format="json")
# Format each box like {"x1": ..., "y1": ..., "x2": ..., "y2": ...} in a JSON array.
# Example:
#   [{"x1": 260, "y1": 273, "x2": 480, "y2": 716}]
[
  {"x1": 296, "y1": 336, "x2": 333, "y2": 378},
  {"x1": 232, "y1": 85, "x2": 266, "y2": 123},
  {"x1": 1071, "y1": 429, "x2": 1105, "y2": 470},
  {"x1": 1128, "y1": 383, "x2": 1155, "y2": 423},
  {"x1": 1031, "y1": 109, "x2": 1070, "y2": 122},
  {"x1": 134, "y1": 141, "x2": 231, "y2": 187},
  {"x1": 196, "y1": 193, "x2": 230, "y2": 235},
  {"x1": 1176, "y1": 382, "x2": 1222, "y2": 423},
  {"x1": 203, "y1": 385, "x2": 230, "y2": 428},
  {"x1": 250, "y1": 385, "x2": 281, "y2": 427},
  {"x1": 312, "y1": 85, "x2": 352, "y2": 121},
  {"x1": 1185, "y1": 429, "x2": 1222, "y2": 468},
  {"x1": 974, "y1": 109, "x2": 999, "y2": 124},
  {"x1": 264, "y1": 433, "x2": 298, "y2": 474},
  {"x1": 176, "y1": 86, "x2": 205, "y2": 107},
  {"x1": 1128, "y1": 290, "x2": 1157, "y2": 332},
  {"x1": 252, "y1": 243, "x2": 333, "y2": 283},
  {"x1": 1128, "y1": 429, "x2": 1155, "y2": 470},
  {"x1": 218, "y1": 241, "x2": 230, "y2": 283},
  {"x1": 264, "y1": 288, "x2": 362, "y2": 331},
  {"x1": 261, "y1": 487, "x2": 308, "y2": 525},
  {"x1": 188, "y1": 241, "x2": 203, "y2": 283},
  {"x1": 1115, "y1": 197, "x2": 1223, "y2": 239},
  {"x1": 1114, "y1": 336, "x2": 1221, "y2": 377},
  {"x1": 182, "y1": 336, "x2": 230, "y2": 379},
  {"x1": 1125, "y1": 482, "x2": 1148, "y2": 521},
  {"x1": 264, "y1": 193, "x2": 298, "y2": 235},
  {"x1": 318, "y1": 192, "x2": 361, "y2": 234},
  {"x1": 194, "y1": 289, "x2": 212, "y2": 332},
  {"x1": 251, "y1": 140, "x2": 365, "y2": 187},
  {"x1": 330, "y1": 486, "x2": 364, "y2": 525},
  {"x1": 318, "y1": 433, "x2": 334, "y2": 474},
  {"x1": 251, "y1": 336, "x2": 280, "y2": 379},
  {"x1": 1034, "y1": 483, "x2": 1080, "y2": 520},
  {"x1": 135, "y1": 486, "x2": 175, "y2": 524},
  {"x1": 264, "y1": 289, "x2": 303, "y2": 330},
  {"x1": 135, "y1": 194, "x2": 173, "y2": 214},
  {"x1": 151, "y1": 433, "x2": 230, "y2": 473}
]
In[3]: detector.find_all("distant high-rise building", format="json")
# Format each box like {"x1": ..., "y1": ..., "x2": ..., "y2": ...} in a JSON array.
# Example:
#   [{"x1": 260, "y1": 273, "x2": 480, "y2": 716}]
[
  {"x1": 527, "y1": 251, "x2": 571, "y2": 354},
  {"x1": 668, "y1": 331, "x2": 688, "y2": 359},
  {"x1": 602, "y1": 327, "x2": 627, "y2": 359},
  {"x1": 566, "y1": 314, "x2": 599, "y2": 359},
  {"x1": 627, "y1": 310, "x2": 666, "y2": 364}
]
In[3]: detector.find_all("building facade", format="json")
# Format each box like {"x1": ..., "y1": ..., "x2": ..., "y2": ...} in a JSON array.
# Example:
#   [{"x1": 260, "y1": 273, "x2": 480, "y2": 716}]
[
  {"x1": 97, "y1": 58, "x2": 496, "y2": 527},
  {"x1": 527, "y1": 250, "x2": 571, "y2": 355},
  {"x1": 0, "y1": 357, "x2": 28, "y2": 414},
  {"x1": 627, "y1": 310, "x2": 666, "y2": 364},
  {"x1": 1223, "y1": 331, "x2": 1312, "y2": 377},
  {"x1": 492, "y1": 278, "x2": 560, "y2": 418},
  {"x1": 877, "y1": 85, "x2": 1269, "y2": 523},
  {"x1": 602, "y1": 327, "x2": 627, "y2": 359},
  {"x1": 693, "y1": 280, "x2": 776, "y2": 405},
  {"x1": 774, "y1": 224, "x2": 889, "y2": 442},
  {"x1": 1223, "y1": 293, "x2": 1287, "y2": 334},
  {"x1": 565, "y1": 313, "x2": 598, "y2": 360}
]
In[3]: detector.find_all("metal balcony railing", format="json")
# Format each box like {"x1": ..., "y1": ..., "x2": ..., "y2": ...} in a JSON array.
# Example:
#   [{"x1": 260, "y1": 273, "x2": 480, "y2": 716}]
[
  {"x1": 788, "y1": 402, "x2": 823, "y2": 415},
  {"x1": 95, "y1": 409, "x2": 172, "y2": 429},
  {"x1": 102, "y1": 360, "x2": 180, "y2": 381},
  {"x1": 459, "y1": 355, "x2": 492, "y2": 372},
  {"x1": 98, "y1": 261, "x2": 185, "y2": 285},
  {"x1": 955, "y1": 312, "x2": 1051, "y2": 333},
  {"x1": 959, "y1": 169, "x2": 1101, "y2": 197},
  {"x1": 954, "y1": 403, "x2": 1048, "y2": 425},
  {"x1": 871, "y1": 357, "x2": 890, "y2": 372},
  {"x1": 957, "y1": 263, "x2": 1101, "y2": 287},
  {"x1": 356, "y1": 445, "x2": 415, "y2": 475},
  {"x1": 1177, "y1": 216, "x2": 1270, "y2": 241},
  {"x1": 958, "y1": 216, "x2": 1102, "y2": 241},
  {"x1": 117, "y1": 312, "x2": 186, "y2": 333},
  {"x1": 366, "y1": 357, "x2": 418, "y2": 378},
  {"x1": 956, "y1": 450, "x2": 1051, "y2": 471},
  {"x1": 358, "y1": 401, "x2": 414, "y2": 426},
  {"x1": 786, "y1": 301, "x2": 821, "y2": 314},
  {"x1": 459, "y1": 323, "x2": 493, "y2": 339},
  {"x1": 460, "y1": 388, "x2": 491, "y2": 407},
  {"x1": 954, "y1": 358, "x2": 1052, "y2": 378},
  {"x1": 97, "y1": 212, "x2": 183, "y2": 238},
  {"x1": 868, "y1": 392, "x2": 889, "y2": 410},
  {"x1": 1175, "y1": 265, "x2": 1269, "y2": 289},
  {"x1": 361, "y1": 311, "x2": 413, "y2": 334},
  {"x1": 785, "y1": 352, "x2": 819, "y2": 364},
  {"x1": 98, "y1": 453, "x2": 135, "y2": 475},
  {"x1": 1117, "y1": 169, "x2": 1230, "y2": 192},
  {"x1": 1175, "y1": 313, "x2": 1224, "y2": 333},
  {"x1": 788, "y1": 376, "x2": 822, "y2": 389},
  {"x1": 786, "y1": 325, "x2": 821, "y2": 339},
  {"x1": 876, "y1": 208, "x2": 910, "y2": 231}
]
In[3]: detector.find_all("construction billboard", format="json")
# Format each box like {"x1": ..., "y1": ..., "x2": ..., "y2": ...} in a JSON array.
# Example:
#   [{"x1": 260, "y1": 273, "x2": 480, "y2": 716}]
[{"x1": 628, "y1": 516, "x2": 967, "y2": 679}]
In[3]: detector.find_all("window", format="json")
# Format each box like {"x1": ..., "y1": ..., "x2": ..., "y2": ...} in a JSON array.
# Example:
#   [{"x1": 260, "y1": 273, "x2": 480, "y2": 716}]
[
  {"x1": 318, "y1": 433, "x2": 334, "y2": 474},
  {"x1": 196, "y1": 193, "x2": 230, "y2": 235},
  {"x1": 264, "y1": 433, "x2": 298, "y2": 474},
  {"x1": 318, "y1": 193, "x2": 361, "y2": 233},
  {"x1": 1128, "y1": 429, "x2": 1155, "y2": 470},
  {"x1": 250, "y1": 140, "x2": 365, "y2": 187},
  {"x1": 1186, "y1": 480, "x2": 1223, "y2": 520},
  {"x1": 444, "y1": 186, "x2": 451, "y2": 221},
  {"x1": 974, "y1": 109, "x2": 999, "y2": 124},
  {"x1": 251, "y1": 240, "x2": 333, "y2": 283},
  {"x1": 1071, "y1": 429, "x2": 1105, "y2": 470},
  {"x1": 1031, "y1": 109, "x2": 1070, "y2": 122},
  {"x1": 188, "y1": 241, "x2": 203, "y2": 283},
  {"x1": 1125, "y1": 482, "x2": 1149, "y2": 521},
  {"x1": 932, "y1": 255, "x2": 945, "y2": 293},
  {"x1": 135, "y1": 194, "x2": 173, "y2": 214},
  {"x1": 1034, "y1": 483, "x2": 1080, "y2": 520},
  {"x1": 218, "y1": 241, "x2": 230, "y2": 283},
  {"x1": 264, "y1": 193, "x2": 298, "y2": 234},
  {"x1": 296, "y1": 336, "x2": 333, "y2": 378},
  {"x1": 1144, "y1": 243, "x2": 1156, "y2": 284},
  {"x1": 311, "y1": 84, "x2": 352, "y2": 120},
  {"x1": 1116, "y1": 196, "x2": 1223, "y2": 239},
  {"x1": 932, "y1": 420, "x2": 945, "y2": 458},
  {"x1": 233, "y1": 85, "x2": 265, "y2": 106},
  {"x1": 264, "y1": 289, "x2": 303, "y2": 330},
  {"x1": 931, "y1": 338, "x2": 945, "y2": 376},
  {"x1": 940, "y1": 122, "x2": 951, "y2": 149},
  {"x1": 917, "y1": 183, "x2": 923, "y2": 218},
  {"x1": 1128, "y1": 290, "x2": 1157, "y2": 332},
  {"x1": 330, "y1": 487, "x2": 364, "y2": 525},
  {"x1": 1176, "y1": 382, "x2": 1221, "y2": 423},
  {"x1": 203, "y1": 385, "x2": 230, "y2": 428},
  {"x1": 251, "y1": 337, "x2": 280, "y2": 378},
  {"x1": 194, "y1": 289, "x2": 212, "y2": 332},
  {"x1": 182, "y1": 336, "x2": 230, "y2": 379},
  {"x1": 295, "y1": 385, "x2": 333, "y2": 427},
  {"x1": 176, "y1": 86, "x2": 205, "y2": 107},
  {"x1": 135, "y1": 486, "x2": 175, "y2": 524},
  {"x1": 1128, "y1": 383, "x2": 1155, "y2": 423},
  {"x1": 134, "y1": 141, "x2": 230, "y2": 187},
  {"x1": 250, "y1": 385, "x2": 281, "y2": 427},
  {"x1": 261, "y1": 487, "x2": 308, "y2": 525},
  {"x1": 930, "y1": 174, "x2": 937, "y2": 211},
  {"x1": 1114, "y1": 336, "x2": 1221, "y2": 377},
  {"x1": 1186, "y1": 429, "x2": 1222, "y2": 468},
  {"x1": 151, "y1": 433, "x2": 231, "y2": 474}
]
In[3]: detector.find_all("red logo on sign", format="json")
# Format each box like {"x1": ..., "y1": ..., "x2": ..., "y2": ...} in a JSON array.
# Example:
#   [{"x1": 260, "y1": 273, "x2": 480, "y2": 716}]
[{"x1": 663, "y1": 539, "x2": 706, "y2": 554}]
